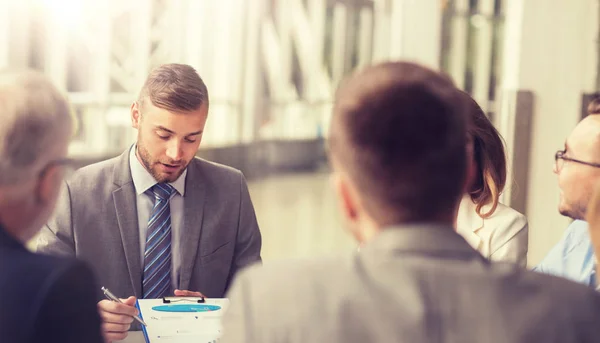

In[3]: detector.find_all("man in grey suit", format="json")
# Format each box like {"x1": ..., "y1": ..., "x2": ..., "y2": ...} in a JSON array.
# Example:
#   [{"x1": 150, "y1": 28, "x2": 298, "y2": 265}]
[
  {"x1": 220, "y1": 62, "x2": 600, "y2": 342},
  {"x1": 37, "y1": 63, "x2": 262, "y2": 342}
]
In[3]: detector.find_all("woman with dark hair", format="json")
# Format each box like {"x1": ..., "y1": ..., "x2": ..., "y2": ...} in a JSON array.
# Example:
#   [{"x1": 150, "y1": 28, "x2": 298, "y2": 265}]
[{"x1": 456, "y1": 92, "x2": 529, "y2": 267}]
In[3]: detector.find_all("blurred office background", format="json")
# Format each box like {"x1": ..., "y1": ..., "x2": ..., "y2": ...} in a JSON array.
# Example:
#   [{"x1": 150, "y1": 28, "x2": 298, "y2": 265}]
[{"x1": 2, "y1": 0, "x2": 599, "y2": 266}]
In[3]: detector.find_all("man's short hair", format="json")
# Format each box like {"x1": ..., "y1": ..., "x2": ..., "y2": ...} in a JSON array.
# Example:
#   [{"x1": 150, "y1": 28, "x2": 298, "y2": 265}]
[
  {"x1": 138, "y1": 63, "x2": 209, "y2": 112},
  {"x1": 0, "y1": 70, "x2": 72, "y2": 186},
  {"x1": 329, "y1": 61, "x2": 468, "y2": 225}
]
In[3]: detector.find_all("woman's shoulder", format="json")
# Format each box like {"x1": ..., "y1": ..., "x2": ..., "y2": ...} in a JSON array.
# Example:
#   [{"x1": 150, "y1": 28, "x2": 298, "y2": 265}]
[{"x1": 485, "y1": 202, "x2": 528, "y2": 232}]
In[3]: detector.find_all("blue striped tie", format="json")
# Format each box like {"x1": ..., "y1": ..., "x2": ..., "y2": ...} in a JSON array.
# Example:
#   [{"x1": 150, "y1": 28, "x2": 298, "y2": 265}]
[{"x1": 142, "y1": 183, "x2": 175, "y2": 299}]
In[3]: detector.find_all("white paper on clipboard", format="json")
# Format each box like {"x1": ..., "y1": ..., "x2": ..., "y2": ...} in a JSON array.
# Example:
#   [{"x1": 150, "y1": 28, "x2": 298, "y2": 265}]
[{"x1": 136, "y1": 298, "x2": 230, "y2": 343}]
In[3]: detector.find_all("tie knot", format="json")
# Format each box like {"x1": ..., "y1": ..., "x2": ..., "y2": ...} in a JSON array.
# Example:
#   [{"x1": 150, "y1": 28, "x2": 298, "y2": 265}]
[{"x1": 152, "y1": 183, "x2": 175, "y2": 200}]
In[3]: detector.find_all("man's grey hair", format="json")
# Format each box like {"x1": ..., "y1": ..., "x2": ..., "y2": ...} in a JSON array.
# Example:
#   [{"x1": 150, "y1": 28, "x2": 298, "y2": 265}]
[{"x1": 0, "y1": 70, "x2": 73, "y2": 186}]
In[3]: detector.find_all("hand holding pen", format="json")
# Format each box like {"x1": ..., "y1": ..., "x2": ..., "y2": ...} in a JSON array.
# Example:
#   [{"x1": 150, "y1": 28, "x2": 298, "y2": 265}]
[{"x1": 98, "y1": 287, "x2": 147, "y2": 342}]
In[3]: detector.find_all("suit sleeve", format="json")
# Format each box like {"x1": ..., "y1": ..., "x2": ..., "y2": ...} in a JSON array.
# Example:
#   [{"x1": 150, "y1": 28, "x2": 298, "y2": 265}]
[
  {"x1": 574, "y1": 288, "x2": 600, "y2": 341},
  {"x1": 221, "y1": 268, "x2": 257, "y2": 343},
  {"x1": 227, "y1": 173, "x2": 262, "y2": 289},
  {"x1": 36, "y1": 181, "x2": 76, "y2": 256},
  {"x1": 31, "y1": 261, "x2": 104, "y2": 343}
]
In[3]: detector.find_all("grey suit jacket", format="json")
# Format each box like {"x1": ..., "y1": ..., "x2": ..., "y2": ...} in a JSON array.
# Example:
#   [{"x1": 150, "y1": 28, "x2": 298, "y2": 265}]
[
  {"x1": 37, "y1": 149, "x2": 262, "y2": 300},
  {"x1": 222, "y1": 225, "x2": 600, "y2": 343}
]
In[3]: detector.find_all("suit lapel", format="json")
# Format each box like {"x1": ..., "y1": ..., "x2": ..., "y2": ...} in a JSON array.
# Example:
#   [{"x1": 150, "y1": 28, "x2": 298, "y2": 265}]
[
  {"x1": 456, "y1": 196, "x2": 485, "y2": 250},
  {"x1": 112, "y1": 149, "x2": 142, "y2": 297},
  {"x1": 178, "y1": 160, "x2": 206, "y2": 290}
]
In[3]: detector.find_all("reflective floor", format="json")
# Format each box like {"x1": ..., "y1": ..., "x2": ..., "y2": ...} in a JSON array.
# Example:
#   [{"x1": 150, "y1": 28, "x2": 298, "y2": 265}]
[{"x1": 248, "y1": 171, "x2": 356, "y2": 262}]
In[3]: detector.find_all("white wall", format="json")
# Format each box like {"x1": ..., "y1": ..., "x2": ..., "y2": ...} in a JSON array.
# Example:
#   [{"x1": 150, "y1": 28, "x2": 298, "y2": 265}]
[
  {"x1": 372, "y1": 0, "x2": 440, "y2": 68},
  {"x1": 499, "y1": 0, "x2": 599, "y2": 265}
]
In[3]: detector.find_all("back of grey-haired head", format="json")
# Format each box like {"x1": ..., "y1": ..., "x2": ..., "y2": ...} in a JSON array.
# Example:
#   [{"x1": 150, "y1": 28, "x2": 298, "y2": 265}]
[{"x1": 0, "y1": 70, "x2": 72, "y2": 186}]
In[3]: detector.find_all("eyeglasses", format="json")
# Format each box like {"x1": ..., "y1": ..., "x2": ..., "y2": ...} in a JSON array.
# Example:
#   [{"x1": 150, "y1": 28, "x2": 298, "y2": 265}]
[
  {"x1": 38, "y1": 158, "x2": 75, "y2": 180},
  {"x1": 555, "y1": 150, "x2": 600, "y2": 172}
]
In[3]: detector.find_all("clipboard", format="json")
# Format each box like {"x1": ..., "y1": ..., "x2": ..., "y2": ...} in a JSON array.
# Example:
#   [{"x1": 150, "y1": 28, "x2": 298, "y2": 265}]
[
  {"x1": 136, "y1": 298, "x2": 229, "y2": 343},
  {"x1": 162, "y1": 296, "x2": 205, "y2": 303}
]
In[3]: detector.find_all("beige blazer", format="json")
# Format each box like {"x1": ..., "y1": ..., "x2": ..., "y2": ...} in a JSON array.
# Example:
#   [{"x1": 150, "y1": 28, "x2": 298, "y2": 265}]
[
  {"x1": 221, "y1": 226, "x2": 600, "y2": 343},
  {"x1": 456, "y1": 195, "x2": 528, "y2": 267}
]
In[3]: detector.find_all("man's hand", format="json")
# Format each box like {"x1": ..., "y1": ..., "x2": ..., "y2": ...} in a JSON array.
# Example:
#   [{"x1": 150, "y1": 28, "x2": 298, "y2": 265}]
[
  {"x1": 98, "y1": 296, "x2": 138, "y2": 343},
  {"x1": 174, "y1": 289, "x2": 205, "y2": 297}
]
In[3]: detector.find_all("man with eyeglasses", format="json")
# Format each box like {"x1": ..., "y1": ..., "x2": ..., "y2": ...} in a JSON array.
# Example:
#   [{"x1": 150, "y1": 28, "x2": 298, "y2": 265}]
[
  {"x1": 0, "y1": 71, "x2": 103, "y2": 342},
  {"x1": 533, "y1": 99, "x2": 600, "y2": 289}
]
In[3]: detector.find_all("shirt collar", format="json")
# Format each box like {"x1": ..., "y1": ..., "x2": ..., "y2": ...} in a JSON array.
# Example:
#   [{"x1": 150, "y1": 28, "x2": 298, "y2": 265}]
[
  {"x1": 129, "y1": 145, "x2": 187, "y2": 196},
  {"x1": 361, "y1": 223, "x2": 481, "y2": 259}
]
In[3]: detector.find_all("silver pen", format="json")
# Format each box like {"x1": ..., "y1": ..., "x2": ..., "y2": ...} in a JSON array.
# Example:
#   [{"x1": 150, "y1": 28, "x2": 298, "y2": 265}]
[{"x1": 101, "y1": 287, "x2": 148, "y2": 326}]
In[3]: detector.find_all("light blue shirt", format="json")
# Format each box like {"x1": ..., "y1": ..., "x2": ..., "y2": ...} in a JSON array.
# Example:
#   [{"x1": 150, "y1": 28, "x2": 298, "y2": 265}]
[
  {"x1": 129, "y1": 145, "x2": 187, "y2": 290},
  {"x1": 533, "y1": 220, "x2": 596, "y2": 287}
]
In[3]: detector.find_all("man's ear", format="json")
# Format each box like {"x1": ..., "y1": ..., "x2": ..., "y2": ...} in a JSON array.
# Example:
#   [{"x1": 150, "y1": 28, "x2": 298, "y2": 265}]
[
  {"x1": 35, "y1": 166, "x2": 61, "y2": 206},
  {"x1": 332, "y1": 173, "x2": 359, "y2": 222},
  {"x1": 131, "y1": 101, "x2": 141, "y2": 129}
]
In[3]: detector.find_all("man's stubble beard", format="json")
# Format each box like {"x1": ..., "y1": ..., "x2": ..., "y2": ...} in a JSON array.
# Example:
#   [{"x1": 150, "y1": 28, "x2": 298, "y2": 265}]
[{"x1": 136, "y1": 142, "x2": 186, "y2": 183}]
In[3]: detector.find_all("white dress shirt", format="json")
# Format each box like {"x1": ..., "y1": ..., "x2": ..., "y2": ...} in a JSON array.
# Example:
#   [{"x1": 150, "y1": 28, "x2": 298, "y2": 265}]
[
  {"x1": 456, "y1": 195, "x2": 528, "y2": 267},
  {"x1": 129, "y1": 145, "x2": 187, "y2": 289}
]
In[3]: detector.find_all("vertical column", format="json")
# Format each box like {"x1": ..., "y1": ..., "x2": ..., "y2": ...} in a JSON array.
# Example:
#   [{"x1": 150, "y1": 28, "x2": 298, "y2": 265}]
[
  {"x1": 260, "y1": 6, "x2": 298, "y2": 140},
  {"x1": 331, "y1": 4, "x2": 347, "y2": 84},
  {"x1": 305, "y1": 0, "x2": 329, "y2": 101},
  {"x1": 308, "y1": 0, "x2": 333, "y2": 138},
  {"x1": 168, "y1": 0, "x2": 185, "y2": 62},
  {"x1": 498, "y1": 0, "x2": 598, "y2": 265},
  {"x1": 0, "y1": 0, "x2": 10, "y2": 69},
  {"x1": 44, "y1": 7, "x2": 68, "y2": 90},
  {"x1": 183, "y1": 0, "x2": 204, "y2": 68},
  {"x1": 356, "y1": 7, "x2": 374, "y2": 68},
  {"x1": 230, "y1": 0, "x2": 246, "y2": 145},
  {"x1": 389, "y1": 0, "x2": 441, "y2": 69},
  {"x1": 9, "y1": 1, "x2": 30, "y2": 69},
  {"x1": 181, "y1": 0, "x2": 226, "y2": 147},
  {"x1": 308, "y1": 0, "x2": 326, "y2": 68},
  {"x1": 491, "y1": 0, "x2": 506, "y2": 105},
  {"x1": 387, "y1": 0, "x2": 404, "y2": 59},
  {"x1": 371, "y1": 0, "x2": 390, "y2": 62},
  {"x1": 204, "y1": 0, "x2": 237, "y2": 147},
  {"x1": 471, "y1": 0, "x2": 495, "y2": 108},
  {"x1": 289, "y1": 0, "x2": 331, "y2": 138},
  {"x1": 131, "y1": 0, "x2": 152, "y2": 92},
  {"x1": 291, "y1": 0, "x2": 326, "y2": 100},
  {"x1": 202, "y1": 1, "x2": 217, "y2": 86},
  {"x1": 448, "y1": 0, "x2": 469, "y2": 89},
  {"x1": 276, "y1": 0, "x2": 293, "y2": 90},
  {"x1": 389, "y1": 0, "x2": 442, "y2": 69},
  {"x1": 240, "y1": 0, "x2": 264, "y2": 143},
  {"x1": 88, "y1": 1, "x2": 113, "y2": 155}
]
